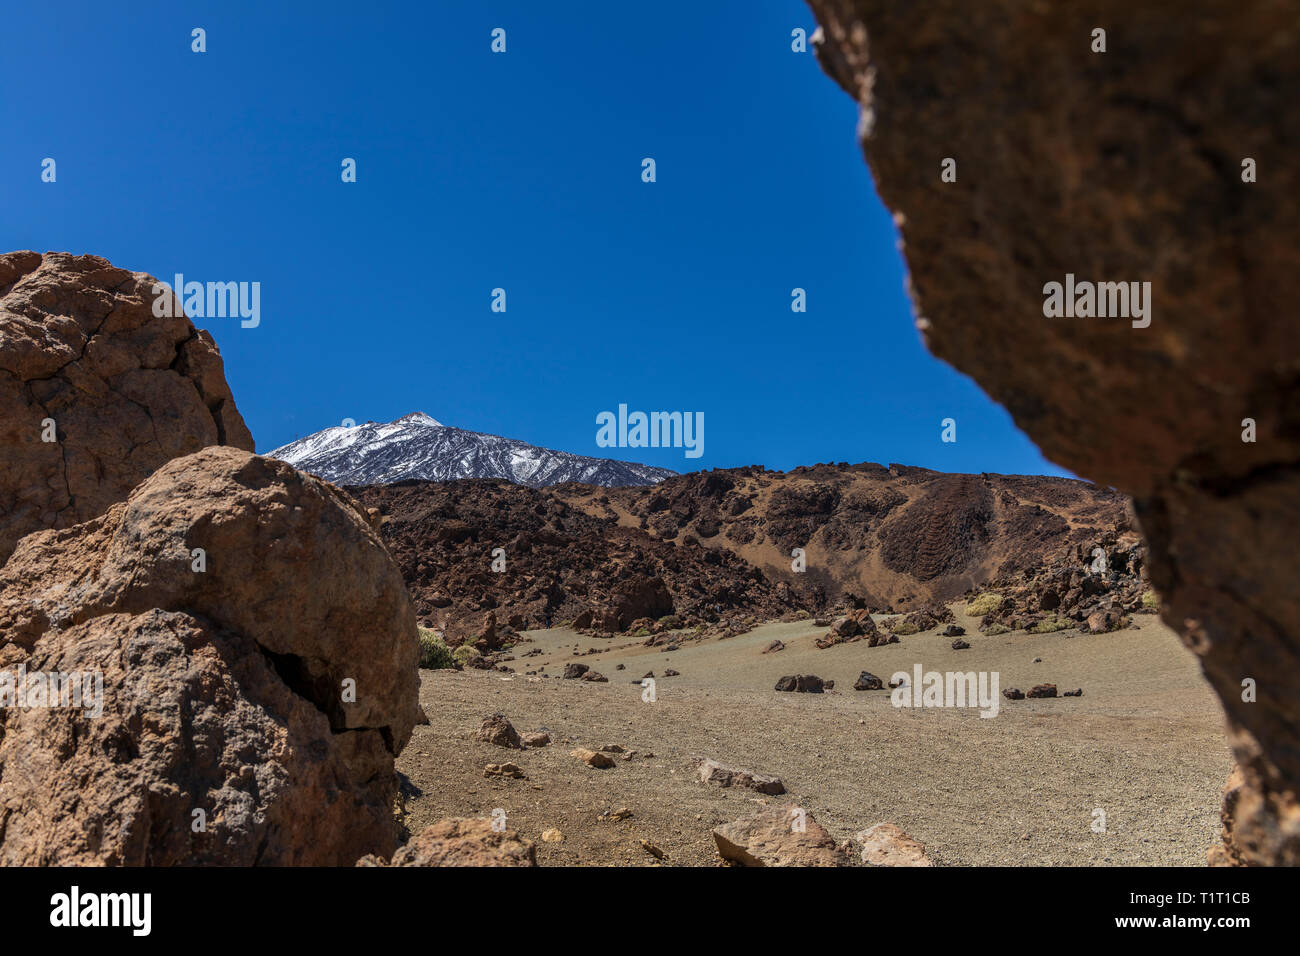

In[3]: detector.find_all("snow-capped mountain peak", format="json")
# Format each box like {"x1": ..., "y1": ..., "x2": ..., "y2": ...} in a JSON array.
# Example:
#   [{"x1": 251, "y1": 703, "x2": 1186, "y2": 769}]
[
  {"x1": 394, "y1": 411, "x2": 441, "y2": 427},
  {"x1": 268, "y1": 413, "x2": 676, "y2": 488}
]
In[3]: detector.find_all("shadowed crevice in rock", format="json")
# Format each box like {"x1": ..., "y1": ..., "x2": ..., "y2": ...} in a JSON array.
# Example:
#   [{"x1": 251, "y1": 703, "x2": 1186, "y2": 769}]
[{"x1": 805, "y1": 0, "x2": 1299, "y2": 863}]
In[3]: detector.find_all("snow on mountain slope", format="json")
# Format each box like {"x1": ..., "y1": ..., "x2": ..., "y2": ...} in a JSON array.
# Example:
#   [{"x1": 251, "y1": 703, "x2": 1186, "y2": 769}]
[{"x1": 268, "y1": 412, "x2": 676, "y2": 487}]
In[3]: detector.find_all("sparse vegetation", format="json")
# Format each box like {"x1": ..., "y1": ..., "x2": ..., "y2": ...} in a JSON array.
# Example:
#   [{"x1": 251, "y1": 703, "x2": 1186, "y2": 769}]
[
  {"x1": 889, "y1": 621, "x2": 921, "y2": 636},
  {"x1": 417, "y1": 628, "x2": 455, "y2": 669},
  {"x1": 452, "y1": 643, "x2": 481, "y2": 666},
  {"x1": 1029, "y1": 616, "x2": 1072, "y2": 634},
  {"x1": 966, "y1": 592, "x2": 1002, "y2": 616},
  {"x1": 1141, "y1": 590, "x2": 1159, "y2": 609},
  {"x1": 983, "y1": 623, "x2": 1011, "y2": 635}
]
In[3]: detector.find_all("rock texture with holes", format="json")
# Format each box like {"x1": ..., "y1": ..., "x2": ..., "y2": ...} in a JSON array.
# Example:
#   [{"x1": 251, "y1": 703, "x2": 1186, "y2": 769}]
[
  {"x1": 0, "y1": 446, "x2": 422, "y2": 865},
  {"x1": 356, "y1": 818, "x2": 537, "y2": 867},
  {"x1": 0, "y1": 251, "x2": 254, "y2": 565}
]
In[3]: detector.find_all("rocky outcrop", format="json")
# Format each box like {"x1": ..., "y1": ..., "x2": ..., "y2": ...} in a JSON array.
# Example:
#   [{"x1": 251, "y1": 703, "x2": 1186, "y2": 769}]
[
  {"x1": 973, "y1": 533, "x2": 1149, "y2": 635},
  {"x1": 591, "y1": 574, "x2": 673, "y2": 632},
  {"x1": 348, "y1": 479, "x2": 798, "y2": 642},
  {"x1": 0, "y1": 447, "x2": 422, "y2": 865},
  {"x1": 566, "y1": 463, "x2": 1125, "y2": 613},
  {"x1": 807, "y1": 0, "x2": 1300, "y2": 864},
  {"x1": 0, "y1": 251, "x2": 254, "y2": 564},
  {"x1": 357, "y1": 818, "x2": 537, "y2": 867}
]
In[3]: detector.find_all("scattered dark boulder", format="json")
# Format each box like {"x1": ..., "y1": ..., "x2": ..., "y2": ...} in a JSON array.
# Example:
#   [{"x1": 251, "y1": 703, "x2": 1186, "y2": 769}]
[
  {"x1": 694, "y1": 757, "x2": 786, "y2": 795},
  {"x1": 774, "y1": 674, "x2": 825, "y2": 693},
  {"x1": 854, "y1": 671, "x2": 883, "y2": 691}
]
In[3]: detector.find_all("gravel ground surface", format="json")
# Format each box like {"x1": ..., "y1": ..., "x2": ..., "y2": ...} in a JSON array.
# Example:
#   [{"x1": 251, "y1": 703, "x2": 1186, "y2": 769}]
[{"x1": 397, "y1": 607, "x2": 1231, "y2": 865}]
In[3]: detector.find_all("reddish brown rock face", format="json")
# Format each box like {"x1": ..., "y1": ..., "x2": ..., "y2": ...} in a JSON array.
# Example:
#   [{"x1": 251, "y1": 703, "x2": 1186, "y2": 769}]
[
  {"x1": 0, "y1": 447, "x2": 422, "y2": 865},
  {"x1": 806, "y1": 0, "x2": 1299, "y2": 863},
  {"x1": 0, "y1": 251, "x2": 254, "y2": 564}
]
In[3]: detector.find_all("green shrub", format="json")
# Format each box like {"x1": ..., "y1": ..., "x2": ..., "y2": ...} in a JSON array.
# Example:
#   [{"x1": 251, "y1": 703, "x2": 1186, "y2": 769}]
[
  {"x1": 632, "y1": 627, "x2": 651, "y2": 638},
  {"x1": 983, "y1": 623, "x2": 1011, "y2": 636},
  {"x1": 1141, "y1": 590, "x2": 1159, "y2": 609},
  {"x1": 965, "y1": 592, "x2": 1002, "y2": 617},
  {"x1": 888, "y1": 621, "x2": 921, "y2": 636},
  {"x1": 1029, "y1": 616, "x2": 1072, "y2": 634},
  {"x1": 656, "y1": 614, "x2": 683, "y2": 629},
  {"x1": 452, "y1": 643, "x2": 481, "y2": 666},
  {"x1": 417, "y1": 628, "x2": 456, "y2": 669}
]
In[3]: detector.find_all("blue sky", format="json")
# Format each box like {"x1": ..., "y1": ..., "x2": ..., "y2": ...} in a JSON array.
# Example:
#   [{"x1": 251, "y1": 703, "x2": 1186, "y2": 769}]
[{"x1": 3, "y1": 0, "x2": 1069, "y2": 478}]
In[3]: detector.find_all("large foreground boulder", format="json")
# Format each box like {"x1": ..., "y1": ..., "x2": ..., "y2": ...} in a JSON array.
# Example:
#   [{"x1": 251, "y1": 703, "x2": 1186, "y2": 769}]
[
  {"x1": 808, "y1": 0, "x2": 1300, "y2": 865},
  {"x1": 0, "y1": 446, "x2": 422, "y2": 865},
  {"x1": 0, "y1": 251, "x2": 254, "y2": 564}
]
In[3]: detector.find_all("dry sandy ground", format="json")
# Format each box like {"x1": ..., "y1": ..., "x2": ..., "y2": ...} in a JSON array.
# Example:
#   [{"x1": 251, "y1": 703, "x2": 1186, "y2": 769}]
[{"x1": 397, "y1": 607, "x2": 1232, "y2": 866}]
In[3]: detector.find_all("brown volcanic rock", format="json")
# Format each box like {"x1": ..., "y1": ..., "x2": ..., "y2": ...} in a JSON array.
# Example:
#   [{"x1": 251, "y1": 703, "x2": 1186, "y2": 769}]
[
  {"x1": 0, "y1": 446, "x2": 422, "y2": 865},
  {"x1": 974, "y1": 532, "x2": 1149, "y2": 634},
  {"x1": 1209, "y1": 761, "x2": 1300, "y2": 867},
  {"x1": 856, "y1": 823, "x2": 933, "y2": 867},
  {"x1": 476, "y1": 713, "x2": 523, "y2": 749},
  {"x1": 568, "y1": 464, "x2": 1125, "y2": 613},
  {"x1": 358, "y1": 818, "x2": 536, "y2": 867},
  {"x1": 0, "y1": 251, "x2": 253, "y2": 564},
  {"x1": 594, "y1": 574, "x2": 673, "y2": 632},
  {"x1": 353, "y1": 464, "x2": 1121, "y2": 642},
  {"x1": 713, "y1": 808, "x2": 852, "y2": 867},
  {"x1": 348, "y1": 479, "x2": 798, "y2": 643},
  {"x1": 807, "y1": 0, "x2": 1300, "y2": 862},
  {"x1": 694, "y1": 757, "x2": 787, "y2": 795},
  {"x1": 774, "y1": 674, "x2": 825, "y2": 694},
  {"x1": 1208, "y1": 766, "x2": 1248, "y2": 866}
]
